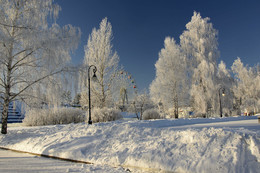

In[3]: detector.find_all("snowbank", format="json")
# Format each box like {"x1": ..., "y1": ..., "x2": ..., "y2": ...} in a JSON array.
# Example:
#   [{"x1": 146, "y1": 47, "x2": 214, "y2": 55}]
[{"x1": 0, "y1": 116, "x2": 259, "y2": 172}]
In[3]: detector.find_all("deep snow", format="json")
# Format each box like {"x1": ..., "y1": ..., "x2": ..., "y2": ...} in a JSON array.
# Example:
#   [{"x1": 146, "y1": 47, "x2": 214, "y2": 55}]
[{"x1": 0, "y1": 116, "x2": 259, "y2": 173}]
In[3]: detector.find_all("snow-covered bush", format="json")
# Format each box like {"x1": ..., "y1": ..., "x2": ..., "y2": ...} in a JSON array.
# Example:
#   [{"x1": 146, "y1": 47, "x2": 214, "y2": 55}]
[
  {"x1": 142, "y1": 109, "x2": 161, "y2": 120},
  {"x1": 89, "y1": 107, "x2": 122, "y2": 123},
  {"x1": 23, "y1": 108, "x2": 85, "y2": 126}
]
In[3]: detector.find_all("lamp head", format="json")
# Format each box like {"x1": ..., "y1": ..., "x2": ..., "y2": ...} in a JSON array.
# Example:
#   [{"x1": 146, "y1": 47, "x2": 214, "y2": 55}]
[
  {"x1": 222, "y1": 88, "x2": 225, "y2": 96},
  {"x1": 92, "y1": 72, "x2": 98, "y2": 82}
]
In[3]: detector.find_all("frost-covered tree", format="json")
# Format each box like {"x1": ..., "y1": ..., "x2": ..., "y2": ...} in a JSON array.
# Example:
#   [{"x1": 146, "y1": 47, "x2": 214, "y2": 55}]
[
  {"x1": 72, "y1": 93, "x2": 81, "y2": 105},
  {"x1": 129, "y1": 90, "x2": 153, "y2": 120},
  {"x1": 150, "y1": 37, "x2": 188, "y2": 118},
  {"x1": 180, "y1": 11, "x2": 219, "y2": 117},
  {"x1": 217, "y1": 61, "x2": 234, "y2": 116},
  {"x1": 24, "y1": 74, "x2": 68, "y2": 109},
  {"x1": 0, "y1": 0, "x2": 80, "y2": 134},
  {"x1": 217, "y1": 61, "x2": 232, "y2": 86},
  {"x1": 61, "y1": 90, "x2": 72, "y2": 106},
  {"x1": 231, "y1": 58, "x2": 260, "y2": 114},
  {"x1": 80, "y1": 18, "x2": 119, "y2": 108}
]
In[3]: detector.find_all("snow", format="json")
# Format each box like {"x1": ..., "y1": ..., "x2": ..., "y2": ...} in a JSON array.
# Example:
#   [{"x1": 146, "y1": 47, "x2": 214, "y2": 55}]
[{"x1": 0, "y1": 116, "x2": 259, "y2": 173}]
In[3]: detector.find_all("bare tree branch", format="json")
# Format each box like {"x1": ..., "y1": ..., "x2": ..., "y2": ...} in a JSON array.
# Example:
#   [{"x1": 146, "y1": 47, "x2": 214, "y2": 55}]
[
  {"x1": 0, "y1": 22, "x2": 33, "y2": 30},
  {"x1": 11, "y1": 50, "x2": 34, "y2": 70},
  {"x1": 10, "y1": 68, "x2": 64, "y2": 102}
]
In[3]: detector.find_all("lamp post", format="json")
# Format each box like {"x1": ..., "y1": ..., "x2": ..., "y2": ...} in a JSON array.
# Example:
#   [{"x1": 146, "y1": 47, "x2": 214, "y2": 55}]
[
  {"x1": 88, "y1": 65, "x2": 97, "y2": 124},
  {"x1": 218, "y1": 87, "x2": 225, "y2": 117}
]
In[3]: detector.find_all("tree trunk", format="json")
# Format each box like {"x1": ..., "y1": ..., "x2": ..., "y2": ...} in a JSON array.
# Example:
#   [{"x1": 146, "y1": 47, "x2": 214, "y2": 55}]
[
  {"x1": 174, "y1": 95, "x2": 178, "y2": 119},
  {"x1": 1, "y1": 72, "x2": 11, "y2": 134},
  {"x1": 133, "y1": 102, "x2": 139, "y2": 120},
  {"x1": 1, "y1": 57, "x2": 12, "y2": 134},
  {"x1": 1, "y1": 99, "x2": 10, "y2": 134},
  {"x1": 100, "y1": 71, "x2": 106, "y2": 108},
  {"x1": 140, "y1": 106, "x2": 143, "y2": 120},
  {"x1": 1, "y1": 19, "x2": 14, "y2": 134},
  {"x1": 1, "y1": 47, "x2": 13, "y2": 134}
]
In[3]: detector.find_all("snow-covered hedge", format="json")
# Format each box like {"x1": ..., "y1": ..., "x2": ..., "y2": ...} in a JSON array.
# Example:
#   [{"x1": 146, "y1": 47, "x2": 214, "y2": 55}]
[
  {"x1": 89, "y1": 107, "x2": 122, "y2": 123},
  {"x1": 142, "y1": 109, "x2": 161, "y2": 120},
  {"x1": 23, "y1": 108, "x2": 85, "y2": 126}
]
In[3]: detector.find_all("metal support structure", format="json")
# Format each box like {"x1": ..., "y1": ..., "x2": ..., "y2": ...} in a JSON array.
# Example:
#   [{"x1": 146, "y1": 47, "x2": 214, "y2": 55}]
[{"x1": 88, "y1": 65, "x2": 97, "y2": 125}]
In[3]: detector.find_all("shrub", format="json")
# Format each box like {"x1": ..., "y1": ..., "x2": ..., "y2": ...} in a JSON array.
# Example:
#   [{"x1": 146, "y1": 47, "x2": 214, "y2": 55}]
[
  {"x1": 142, "y1": 109, "x2": 161, "y2": 120},
  {"x1": 23, "y1": 107, "x2": 85, "y2": 126},
  {"x1": 88, "y1": 107, "x2": 122, "y2": 123}
]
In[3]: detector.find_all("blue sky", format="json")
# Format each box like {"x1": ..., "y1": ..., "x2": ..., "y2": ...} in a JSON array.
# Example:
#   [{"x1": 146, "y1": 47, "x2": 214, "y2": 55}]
[{"x1": 56, "y1": 0, "x2": 260, "y2": 90}]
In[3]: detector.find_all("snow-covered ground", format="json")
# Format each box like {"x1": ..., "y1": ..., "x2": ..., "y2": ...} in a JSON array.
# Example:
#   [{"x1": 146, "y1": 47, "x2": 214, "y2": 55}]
[{"x1": 0, "y1": 115, "x2": 259, "y2": 173}]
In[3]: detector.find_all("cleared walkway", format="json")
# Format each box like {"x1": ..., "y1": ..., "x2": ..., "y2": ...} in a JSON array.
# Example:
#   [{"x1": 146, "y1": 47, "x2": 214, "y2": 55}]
[{"x1": 0, "y1": 149, "x2": 127, "y2": 173}]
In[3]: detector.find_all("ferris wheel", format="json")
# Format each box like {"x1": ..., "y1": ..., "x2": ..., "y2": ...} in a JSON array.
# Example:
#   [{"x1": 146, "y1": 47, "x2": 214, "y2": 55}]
[{"x1": 117, "y1": 70, "x2": 138, "y2": 110}]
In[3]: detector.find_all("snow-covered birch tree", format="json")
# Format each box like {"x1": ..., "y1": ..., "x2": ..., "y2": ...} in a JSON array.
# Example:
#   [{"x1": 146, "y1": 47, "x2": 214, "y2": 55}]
[
  {"x1": 23, "y1": 73, "x2": 72, "y2": 109},
  {"x1": 217, "y1": 61, "x2": 232, "y2": 87},
  {"x1": 180, "y1": 11, "x2": 219, "y2": 117},
  {"x1": 231, "y1": 58, "x2": 260, "y2": 114},
  {"x1": 0, "y1": 0, "x2": 80, "y2": 134},
  {"x1": 217, "y1": 61, "x2": 234, "y2": 116},
  {"x1": 80, "y1": 18, "x2": 119, "y2": 108},
  {"x1": 150, "y1": 37, "x2": 188, "y2": 118}
]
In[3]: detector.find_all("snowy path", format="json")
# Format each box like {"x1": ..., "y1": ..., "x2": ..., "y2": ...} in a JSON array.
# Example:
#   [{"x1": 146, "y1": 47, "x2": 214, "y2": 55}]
[
  {"x1": 0, "y1": 149, "x2": 128, "y2": 173},
  {"x1": 171, "y1": 119, "x2": 259, "y2": 130}
]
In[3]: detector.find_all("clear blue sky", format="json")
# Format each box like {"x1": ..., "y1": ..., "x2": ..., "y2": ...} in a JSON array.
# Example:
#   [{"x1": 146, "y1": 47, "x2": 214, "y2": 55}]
[{"x1": 55, "y1": 0, "x2": 260, "y2": 90}]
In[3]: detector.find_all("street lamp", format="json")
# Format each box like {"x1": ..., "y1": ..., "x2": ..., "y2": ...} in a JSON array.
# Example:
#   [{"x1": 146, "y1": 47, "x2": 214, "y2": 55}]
[
  {"x1": 219, "y1": 87, "x2": 225, "y2": 117},
  {"x1": 88, "y1": 65, "x2": 97, "y2": 124}
]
